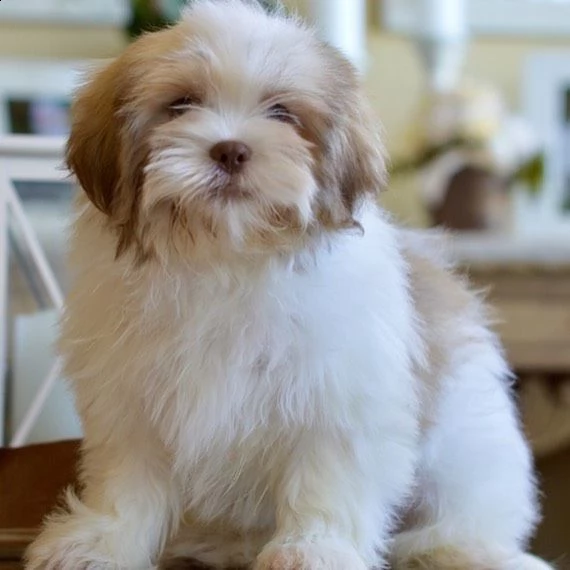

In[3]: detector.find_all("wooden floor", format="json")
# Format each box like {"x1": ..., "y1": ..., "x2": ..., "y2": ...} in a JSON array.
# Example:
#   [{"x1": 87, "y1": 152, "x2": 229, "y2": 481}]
[{"x1": 2, "y1": 444, "x2": 568, "y2": 569}]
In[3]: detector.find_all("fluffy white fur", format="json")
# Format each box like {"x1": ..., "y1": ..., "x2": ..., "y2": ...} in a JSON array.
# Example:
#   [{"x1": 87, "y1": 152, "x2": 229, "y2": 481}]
[{"x1": 25, "y1": 2, "x2": 551, "y2": 569}]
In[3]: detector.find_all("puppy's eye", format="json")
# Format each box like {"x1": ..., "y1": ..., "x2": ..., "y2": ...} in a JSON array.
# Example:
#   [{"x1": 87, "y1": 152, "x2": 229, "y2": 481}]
[
  {"x1": 168, "y1": 95, "x2": 201, "y2": 117},
  {"x1": 267, "y1": 103, "x2": 297, "y2": 125}
]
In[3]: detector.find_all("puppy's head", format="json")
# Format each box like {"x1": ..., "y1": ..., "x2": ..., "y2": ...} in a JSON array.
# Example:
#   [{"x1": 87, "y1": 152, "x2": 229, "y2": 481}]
[{"x1": 67, "y1": 0, "x2": 386, "y2": 262}]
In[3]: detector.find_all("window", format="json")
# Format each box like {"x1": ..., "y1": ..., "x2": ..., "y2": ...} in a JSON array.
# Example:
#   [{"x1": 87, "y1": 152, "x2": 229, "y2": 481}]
[
  {"x1": 517, "y1": 53, "x2": 570, "y2": 234},
  {"x1": 0, "y1": 0, "x2": 129, "y2": 26},
  {"x1": 383, "y1": 0, "x2": 570, "y2": 37},
  {"x1": 0, "y1": 60, "x2": 87, "y2": 135}
]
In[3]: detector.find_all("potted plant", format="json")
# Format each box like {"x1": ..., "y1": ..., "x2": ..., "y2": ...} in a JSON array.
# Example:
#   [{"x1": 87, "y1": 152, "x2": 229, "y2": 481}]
[{"x1": 391, "y1": 80, "x2": 544, "y2": 231}]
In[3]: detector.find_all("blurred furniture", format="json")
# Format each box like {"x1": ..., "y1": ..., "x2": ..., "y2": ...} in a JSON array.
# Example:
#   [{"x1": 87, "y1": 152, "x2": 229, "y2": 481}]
[
  {"x1": 453, "y1": 233, "x2": 570, "y2": 564},
  {"x1": 0, "y1": 137, "x2": 79, "y2": 568},
  {"x1": 0, "y1": 61, "x2": 87, "y2": 446},
  {"x1": 0, "y1": 136, "x2": 69, "y2": 446}
]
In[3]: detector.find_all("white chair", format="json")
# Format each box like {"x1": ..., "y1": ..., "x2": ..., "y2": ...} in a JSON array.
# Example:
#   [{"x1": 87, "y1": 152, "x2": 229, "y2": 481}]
[
  {"x1": 0, "y1": 60, "x2": 96, "y2": 447},
  {"x1": 0, "y1": 135, "x2": 72, "y2": 447}
]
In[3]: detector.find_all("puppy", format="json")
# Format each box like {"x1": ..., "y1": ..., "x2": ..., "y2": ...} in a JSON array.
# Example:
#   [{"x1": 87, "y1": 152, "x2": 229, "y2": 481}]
[{"x1": 25, "y1": 1, "x2": 552, "y2": 569}]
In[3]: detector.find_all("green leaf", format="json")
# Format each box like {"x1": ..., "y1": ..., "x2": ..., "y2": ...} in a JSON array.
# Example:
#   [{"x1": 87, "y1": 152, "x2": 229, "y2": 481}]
[
  {"x1": 512, "y1": 153, "x2": 545, "y2": 195},
  {"x1": 389, "y1": 137, "x2": 481, "y2": 176}
]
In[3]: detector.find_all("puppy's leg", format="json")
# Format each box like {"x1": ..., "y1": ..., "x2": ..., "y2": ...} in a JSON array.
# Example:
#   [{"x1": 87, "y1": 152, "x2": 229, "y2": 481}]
[
  {"x1": 255, "y1": 422, "x2": 419, "y2": 570},
  {"x1": 392, "y1": 353, "x2": 553, "y2": 570},
  {"x1": 25, "y1": 435, "x2": 178, "y2": 570}
]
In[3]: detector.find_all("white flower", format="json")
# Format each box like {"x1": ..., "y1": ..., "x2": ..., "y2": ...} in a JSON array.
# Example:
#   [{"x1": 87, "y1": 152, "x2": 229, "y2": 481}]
[
  {"x1": 423, "y1": 80, "x2": 505, "y2": 145},
  {"x1": 487, "y1": 116, "x2": 542, "y2": 174}
]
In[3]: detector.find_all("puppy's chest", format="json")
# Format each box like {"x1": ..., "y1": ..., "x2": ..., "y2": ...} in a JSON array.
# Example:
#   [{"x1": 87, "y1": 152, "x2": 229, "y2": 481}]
[
  {"x1": 139, "y1": 285, "x2": 311, "y2": 434},
  {"x1": 133, "y1": 272, "x2": 387, "y2": 460}
]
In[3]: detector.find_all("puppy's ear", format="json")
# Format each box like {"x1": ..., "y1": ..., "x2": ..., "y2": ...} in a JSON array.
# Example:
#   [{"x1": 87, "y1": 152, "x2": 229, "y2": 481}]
[
  {"x1": 316, "y1": 50, "x2": 387, "y2": 227},
  {"x1": 66, "y1": 61, "x2": 124, "y2": 217},
  {"x1": 67, "y1": 57, "x2": 147, "y2": 218},
  {"x1": 335, "y1": 94, "x2": 387, "y2": 213},
  {"x1": 66, "y1": 58, "x2": 149, "y2": 256}
]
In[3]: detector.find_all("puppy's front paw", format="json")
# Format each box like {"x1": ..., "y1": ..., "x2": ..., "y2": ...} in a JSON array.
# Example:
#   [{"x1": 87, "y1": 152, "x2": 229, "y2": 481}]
[
  {"x1": 26, "y1": 532, "x2": 111, "y2": 570},
  {"x1": 254, "y1": 538, "x2": 368, "y2": 570},
  {"x1": 24, "y1": 512, "x2": 158, "y2": 570},
  {"x1": 25, "y1": 542, "x2": 143, "y2": 570},
  {"x1": 26, "y1": 542, "x2": 158, "y2": 570}
]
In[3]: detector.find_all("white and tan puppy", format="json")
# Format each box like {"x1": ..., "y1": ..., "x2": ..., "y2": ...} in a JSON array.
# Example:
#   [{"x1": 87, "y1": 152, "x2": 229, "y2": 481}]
[{"x1": 25, "y1": 2, "x2": 552, "y2": 569}]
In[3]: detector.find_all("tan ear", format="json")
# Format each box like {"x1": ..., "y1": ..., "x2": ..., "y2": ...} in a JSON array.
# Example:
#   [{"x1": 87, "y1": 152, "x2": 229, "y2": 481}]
[
  {"x1": 315, "y1": 51, "x2": 387, "y2": 227},
  {"x1": 66, "y1": 61, "x2": 125, "y2": 217},
  {"x1": 336, "y1": 95, "x2": 387, "y2": 211},
  {"x1": 66, "y1": 58, "x2": 150, "y2": 257}
]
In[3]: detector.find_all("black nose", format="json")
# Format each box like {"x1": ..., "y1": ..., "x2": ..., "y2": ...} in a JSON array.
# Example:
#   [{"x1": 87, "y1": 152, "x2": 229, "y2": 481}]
[{"x1": 209, "y1": 140, "x2": 252, "y2": 174}]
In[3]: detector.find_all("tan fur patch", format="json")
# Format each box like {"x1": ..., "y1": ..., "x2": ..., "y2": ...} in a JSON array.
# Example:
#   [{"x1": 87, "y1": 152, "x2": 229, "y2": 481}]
[
  {"x1": 406, "y1": 249, "x2": 485, "y2": 430},
  {"x1": 310, "y1": 43, "x2": 387, "y2": 231}
]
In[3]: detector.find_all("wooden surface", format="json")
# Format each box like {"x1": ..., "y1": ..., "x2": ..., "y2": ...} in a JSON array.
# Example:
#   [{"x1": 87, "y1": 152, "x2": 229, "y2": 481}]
[
  {"x1": 469, "y1": 266, "x2": 570, "y2": 372},
  {"x1": 0, "y1": 441, "x2": 79, "y2": 565}
]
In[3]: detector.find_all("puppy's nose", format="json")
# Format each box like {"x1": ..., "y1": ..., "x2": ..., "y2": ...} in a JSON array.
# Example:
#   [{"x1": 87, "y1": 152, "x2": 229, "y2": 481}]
[{"x1": 209, "y1": 140, "x2": 252, "y2": 174}]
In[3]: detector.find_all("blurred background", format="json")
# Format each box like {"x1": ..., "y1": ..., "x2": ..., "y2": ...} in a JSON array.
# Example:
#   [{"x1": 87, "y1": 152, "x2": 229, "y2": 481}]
[{"x1": 0, "y1": 0, "x2": 568, "y2": 567}]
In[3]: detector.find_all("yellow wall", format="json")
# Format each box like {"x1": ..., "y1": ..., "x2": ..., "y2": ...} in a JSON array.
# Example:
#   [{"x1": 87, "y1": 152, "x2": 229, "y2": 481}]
[
  {"x1": 0, "y1": 25, "x2": 125, "y2": 59},
  {"x1": 2, "y1": 5, "x2": 569, "y2": 225}
]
